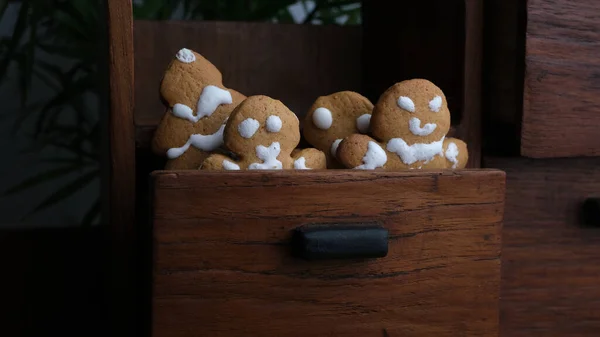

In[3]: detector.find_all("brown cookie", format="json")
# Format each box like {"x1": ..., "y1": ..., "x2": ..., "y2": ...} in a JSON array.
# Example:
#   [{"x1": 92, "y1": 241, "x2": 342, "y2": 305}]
[
  {"x1": 200, "y1": 95, "x2": 327, "y2": 170},
  {"x1": 336, "y1": 79, "x2": 468, "y2": 170},
  {"x1": 151, "y1": 48, "x2": 246, "y2": 169},
  {"x1": 303, "y1": 91, "x2": 374, "y2": 168}
]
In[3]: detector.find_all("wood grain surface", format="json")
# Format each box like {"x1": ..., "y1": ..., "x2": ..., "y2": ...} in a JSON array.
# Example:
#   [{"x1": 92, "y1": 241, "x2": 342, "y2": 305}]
[
  {"x1": 485, "y1": 156, "x2": 600, "y2": 336},
  {"x1": 362, "y1": 0, "x2": 482, "y2": 168},
  {"x1": 152, "y1": 170, "x2": 505, "y2": 337},
  {"x1": 133, "y1": 20, "x2": 362, "y2": 146},
  {"x1": 522, "y1": 0, "x2": 600, "y2": 158},
  {"x1": 105, "y1": 1, "x2": 137, "y2": 336}
]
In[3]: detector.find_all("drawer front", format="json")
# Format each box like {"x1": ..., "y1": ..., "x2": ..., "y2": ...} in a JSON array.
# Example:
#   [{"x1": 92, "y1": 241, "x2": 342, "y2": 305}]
[
  {"x1": 523, "y1": 0, "x2": 600, "y2": 158},
  {"x1": 151, "y1": 170, "x2": 506, "y2": 337},
  {"x1": 486, "y1": 157, "x2": 600, "y2": 336}
]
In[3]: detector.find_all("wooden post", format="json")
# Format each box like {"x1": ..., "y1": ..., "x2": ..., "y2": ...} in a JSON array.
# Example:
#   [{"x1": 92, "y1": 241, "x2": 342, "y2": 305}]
[{"x1": 104, "y1": 1, "x2": 136, "y2": 336}]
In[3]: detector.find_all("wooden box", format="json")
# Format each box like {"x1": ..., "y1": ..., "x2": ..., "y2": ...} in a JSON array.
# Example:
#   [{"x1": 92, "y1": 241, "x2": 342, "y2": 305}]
[
  {"x1": 105, "y1": 1, "x2": 506, "y2": 336},
  {"x1": 151, "y1": 169, "x2": 505, "y2": 336}
]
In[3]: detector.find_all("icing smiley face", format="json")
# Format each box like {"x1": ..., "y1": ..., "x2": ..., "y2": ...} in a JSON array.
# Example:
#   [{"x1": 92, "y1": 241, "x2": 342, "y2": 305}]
[
  {"x1": 335, "y1": 79, "x2": 469, "y2": 171},
  {"x1": 370, "y1": 79, "x2": 451, "y2": 145}
]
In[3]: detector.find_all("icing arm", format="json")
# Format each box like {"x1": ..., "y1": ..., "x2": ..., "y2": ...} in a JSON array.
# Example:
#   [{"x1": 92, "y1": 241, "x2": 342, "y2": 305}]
[{"x1": 200, "y1": 154, "x2": 241, "y2": 171}]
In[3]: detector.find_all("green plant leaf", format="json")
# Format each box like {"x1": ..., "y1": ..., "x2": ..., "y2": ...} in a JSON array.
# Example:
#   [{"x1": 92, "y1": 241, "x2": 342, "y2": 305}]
[
  {"x1": 3, "y1": 164, "x2": 83, "y2": 196},
  {"x1": 81, "y1": 198, "x2": 100, "y2": 227},
  {"x1": 23, "y1": 169, "x2": 99, "y2": 219}
]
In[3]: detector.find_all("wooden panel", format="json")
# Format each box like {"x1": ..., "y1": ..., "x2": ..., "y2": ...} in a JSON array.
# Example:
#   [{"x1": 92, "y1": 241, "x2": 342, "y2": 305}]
[
  {"x1": 485, "y1": 157, "x2": 600, "y2": 336},
  {"x1": 133, "y1": 20, "x2": 362, "y2": 147},
  {"x1": 522, "y1": 0, "x2": 600, "y2": 158},
  {"x1": 152, "y1": 170, "x2": 506, "y2": 337},
  {"x1": 362, "y1": 0, "x2": 483, "y2": 168},
  {"x1": 105, "y1": 1, "x2": 137, "y2": 337}
]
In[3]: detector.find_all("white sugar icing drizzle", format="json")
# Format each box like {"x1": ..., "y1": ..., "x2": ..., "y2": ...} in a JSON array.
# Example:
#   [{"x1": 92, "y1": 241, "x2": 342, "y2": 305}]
[
  {"x1": 170, "y1": 85, "x2": 233, "y2": 123},
  {"x1": 294, "y1": 157, "x2": 310, "y2": 170},
  {"x1": 238, "y1": 118, "x2": 260, "y2": 138},
  {"x1": 429, "y1": 95, "x2": 442, "y2": 112},
  {"x1": 355, "y1": 141, "x2": 387, "y2": 170},
  {"x1": 397, "y1": 96, "x2": 415, "y2": 112},
  {"x1": 445, "y1": 142, "x2": 459, "y2": 168},
  {"x1": 387, "y1": 136, "x2": 444, "y2": 165},
  {"x1": 248, "y1": 142, "x2": 283, "y2": 170},
  {"x1": 330, "y1": 138, "x2": 342, "y2": 157},
  {"x1": 176, "y1": 48, "x2": 196, "y2": 63},
  {"x1": 312, "y1": 107, "x2": 333, "y2": 130},
  {"x1": 408, "y1": 117, "x2": 437, "y2": 136},
  {"x1": 356, "y1": 114, "x2": 371, "y2": 133},
  {"x1": 222, "y1": 160, "x2": 240, "y2": 170},
  {"x1": 266, "y1": 115, "x2": 282, "y2": 133},
  {"x1": 166, "y1": 124, "x2": 226, "y2": 159}
]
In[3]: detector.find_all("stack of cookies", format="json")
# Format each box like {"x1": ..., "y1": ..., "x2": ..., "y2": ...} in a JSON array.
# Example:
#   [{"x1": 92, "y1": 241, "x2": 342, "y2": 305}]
[{"x1": 151, "y1": 48, "x2": 468, "y2": 171}]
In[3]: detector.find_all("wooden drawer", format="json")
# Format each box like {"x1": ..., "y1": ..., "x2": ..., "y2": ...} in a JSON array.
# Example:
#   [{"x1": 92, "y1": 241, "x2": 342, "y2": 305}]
[
  {"x1": 485, "y1": 157, "x2": 600, "y2": 336},
  {"x1": 151, "y1": 170, "x2": 506, "y2": 337},
  {"x1": 523, "y1": 0, "x2": 600, "y2": 158}
]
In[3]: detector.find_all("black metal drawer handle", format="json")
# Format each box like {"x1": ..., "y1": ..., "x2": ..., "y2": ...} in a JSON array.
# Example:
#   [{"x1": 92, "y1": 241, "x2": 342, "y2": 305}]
[{"x1": 291, "y1": 223, "x2": 389, "y2": 261}]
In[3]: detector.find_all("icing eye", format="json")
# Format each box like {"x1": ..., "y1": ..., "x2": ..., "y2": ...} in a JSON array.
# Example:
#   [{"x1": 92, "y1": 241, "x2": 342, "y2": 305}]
[
  {"x1": 429, "y1": 95, "x2": 442, "y2": 112},
  {"x1": 397, "y1": 96, "x2": 415, "y2": 113},
  {"x1": 265, "y1": 115, "x2": 282, "y2": 133}
]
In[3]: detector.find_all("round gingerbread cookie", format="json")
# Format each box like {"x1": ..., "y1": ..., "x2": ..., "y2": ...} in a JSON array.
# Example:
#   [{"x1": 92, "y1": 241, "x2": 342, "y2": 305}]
[
  {"x1": 200, "y1": 95, "x2": 327, "y2": 170},
  {"x1": 303, "y1": 91, "x2": 373, "y2": 168},
  {"x1": 335, "y1": 79, "x2": 468, "y2": 170}
]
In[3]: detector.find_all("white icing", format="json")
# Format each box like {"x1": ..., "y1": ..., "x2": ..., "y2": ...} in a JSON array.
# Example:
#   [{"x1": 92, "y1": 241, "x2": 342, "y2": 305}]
[
  {"x1": 429, "y1": 95, "x2": 442, "y2": 112},
  {"x1": 266, "y1": 115, "x2": 282, "y2": 133},
  {"x1": 222, "y1": 160, "x2": 240, "y2": 170},
  {"x1": 408, "y1": 117, "x2": 437, "y2": 136},
  {"x1": 445, "y1": 142, "x2": 459, "y2": 169},
  {"x1": 171, "y1": 103, "x2": 196, "y2": 123},
  {"x1": 312, "y1": 107, "x2": 333, "y2": 130},
  {"x1": 356, "y1": 114, "x2": 371, "y2": 133},
  {"x1": 397, "y1": 96, "x2": 415, "y2": 112},
  {"x1": 170, "y1": 86, "x2": 232, "y2": 123},
  {"x1": 355, "y1": 141, "x2": 387, "y2": 170},
  {"x1": 294, "y1": 157, "x2": 310, "y2": 170},
  {"x1": 196, "y1": 85, "x2": 233, "y2": 119},
  {"x1": 331, "y1": 139, "x2": 343, "y2": 157},
  {"x1": 238, "y1": 118, "x2": 260, "y2": 138},
  {"x1": 176, "y1": 48, "x2": 195, "y2": 63},
  {"x1": 166, "y1": 124, "x2": 226, "y2": 159},
  {"x1": 248, "y1": 142, "x2": 283, "y2": 170},
  {"x1": 387, "y1": 137, "x2": 444, "y2": 165}
]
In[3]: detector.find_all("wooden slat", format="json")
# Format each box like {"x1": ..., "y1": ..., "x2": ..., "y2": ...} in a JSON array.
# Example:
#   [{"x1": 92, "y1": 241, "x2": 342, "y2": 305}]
[
  {"x1": 522, "y1": 0, "x2": 600, "y2": 158},
  {"x1": 105, "y1": 1, "x2": 136, "y2": 336},
  {"x1": 152, "y1": 170, "x2": 505, "y2": 337},
  {"x1": 133, "y1": 20, "x2": 362, "y2": 147},
  {"x1": 485, "y1": 156, "x2": 600, "y2": 336}
]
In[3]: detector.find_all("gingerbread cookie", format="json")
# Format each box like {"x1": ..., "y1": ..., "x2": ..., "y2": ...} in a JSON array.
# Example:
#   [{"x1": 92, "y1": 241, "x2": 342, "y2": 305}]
[
  {"x1": 302, "y1": 91, "x2": 374, "y2": 168},
  {"x1": 200, "y1": 95, "x2": 326, "y2": 171},
  {"x1": 336, "y1": 79, "x2": 468, "y2": 170},
  {"x1": 151, "y1": 48, "x2": 247, "y2": 169}
]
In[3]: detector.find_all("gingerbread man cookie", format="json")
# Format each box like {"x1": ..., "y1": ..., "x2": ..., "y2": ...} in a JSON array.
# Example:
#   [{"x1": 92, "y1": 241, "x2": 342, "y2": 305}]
[
  {"x1": 302, "y1": 91, "x2": 374, "y2": 168},
  {"x1": 151, "y1": 48, "x2": 247, "y2": 170},
  {"x1": 336, "y1": 79, "x2": 468, "y2": 170},
  {"x1": 200, "y1": 95, "x2": 327, "y2": 171}
]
